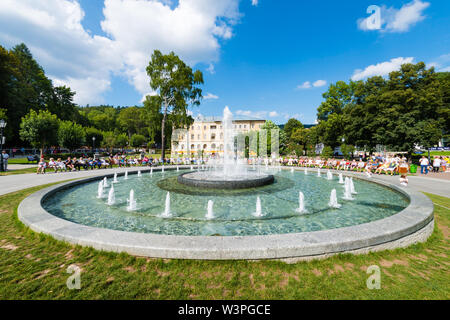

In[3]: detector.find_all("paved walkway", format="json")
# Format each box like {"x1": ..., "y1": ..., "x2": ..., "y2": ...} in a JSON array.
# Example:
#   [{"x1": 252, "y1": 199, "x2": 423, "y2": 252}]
[
  {"x1": 0, "y1": 166, "x2": 147, "y2": 196},
  {"x1": 414, "y1": 171, "x2": 450, "y2": 181},
  {"x1": 365, "y1": 173, "x2": 450, "y2": 199},
  {"x1": 0, "y1": 167, "x2": 449, "y2": 198},
  {"x1": 7, "y1": 164, "x2": 37, "y2": 170}
]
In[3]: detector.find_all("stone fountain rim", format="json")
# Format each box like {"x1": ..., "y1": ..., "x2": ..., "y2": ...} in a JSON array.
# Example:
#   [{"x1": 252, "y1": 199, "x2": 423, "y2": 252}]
[
  {"x1": 18, "y1": 166, "x2": 434, "y2": 260},
  {"x1": 177, "y1": 171, "x2": 275, "y2": 189}
]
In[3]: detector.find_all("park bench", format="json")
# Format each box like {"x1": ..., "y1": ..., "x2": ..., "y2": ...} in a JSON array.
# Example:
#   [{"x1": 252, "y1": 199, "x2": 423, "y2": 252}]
[{"x1": 27, "y1": 155, "x2": 39, "y2": 163}]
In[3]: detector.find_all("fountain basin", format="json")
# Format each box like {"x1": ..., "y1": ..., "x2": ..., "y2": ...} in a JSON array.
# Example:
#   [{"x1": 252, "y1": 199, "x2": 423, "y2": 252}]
[
  {"x1": 17, "y1": 167, "x2": 434, "y2": 260},
  {"x1": 177, "y1": 171, "x2": 274, "y2": 189}
]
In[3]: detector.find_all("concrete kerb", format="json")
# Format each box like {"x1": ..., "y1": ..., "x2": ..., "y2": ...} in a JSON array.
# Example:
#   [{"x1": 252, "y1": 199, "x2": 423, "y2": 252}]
[{"x1": 17, "y1": 166, "x2": 435, "y2": 260}]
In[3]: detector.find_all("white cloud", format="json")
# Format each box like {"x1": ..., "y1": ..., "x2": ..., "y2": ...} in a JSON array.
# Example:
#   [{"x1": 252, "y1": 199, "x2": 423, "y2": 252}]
[
  {"x1": 297, "y1": 81, "x2": 311, "y2": 89},
  {"x1": 281, "y1": 113, "x2": 303, "y2": 120},
  {"x1": 357, "y1": 0, "x2": 430, "y2": 33},
  {"x1": 206, "y1": 63, "x2": 215, "y2": 74},
  {"x1": 313, "y1": 80, "x2": 327, "y2": 87},
  {"x1": 269, "y1": 111, "x2": 278, "y2": 117},
  {"x1": 0, "y1": 0, "x2": 241, "y2": 105},
  {"x1": 0, "y1": 0, "x2": 121, "y2": 105},
  {"x1": 296, "y1": 80, "x2": 326, "y2": 90},
  {"x1": 429, "y1": 53, "x2": 450, "y2": 72},
  {"x1": 251, "y1": 0, "x2": 258, "y2": 6},
  {"x1": 351, "y1": 57, "x2": 414, "y2": 81},
  {"x1": 203, "y1": 92, "x2": 219, "y2": 100},
  {"x1": 101, "y1": 0, "x2": 240, "y2": 96}
]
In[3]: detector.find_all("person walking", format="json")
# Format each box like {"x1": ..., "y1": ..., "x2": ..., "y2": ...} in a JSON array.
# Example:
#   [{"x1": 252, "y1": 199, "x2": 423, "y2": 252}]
[
  {"x1": 419, "y1": 156, "x2": 429, "y2": 175},
  {"x1": 1, "y1": 150, "x2": 9, "y2": 171}
]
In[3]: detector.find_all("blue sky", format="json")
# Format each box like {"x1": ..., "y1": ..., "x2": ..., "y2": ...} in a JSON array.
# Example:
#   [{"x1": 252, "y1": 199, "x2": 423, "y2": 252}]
[{"x1": 0, "y1": 0, "x2": 449, "y2": 124}]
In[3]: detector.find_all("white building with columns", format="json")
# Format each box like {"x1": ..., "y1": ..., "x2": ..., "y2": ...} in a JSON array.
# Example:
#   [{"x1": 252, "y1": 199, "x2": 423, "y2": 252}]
[{"x1": 171, "y1": 115, "x2": 266, "y2": 157}]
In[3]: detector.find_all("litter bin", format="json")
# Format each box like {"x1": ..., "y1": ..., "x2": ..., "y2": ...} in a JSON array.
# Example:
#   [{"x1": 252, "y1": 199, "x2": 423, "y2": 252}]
[{"x1": 410, "y1": 164, "x2": 417, "y2": 173}]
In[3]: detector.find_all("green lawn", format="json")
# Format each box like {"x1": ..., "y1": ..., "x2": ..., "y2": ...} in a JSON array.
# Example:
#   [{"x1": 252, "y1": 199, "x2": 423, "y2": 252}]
[
  {"x1": 0, "y1": 184, "x2": 448, "y2": 299},
  {"x1": 413, "y1": 151, "x2": 450, "y2": 157},
  {"x1": 7, "y1": 158, "x2": 35, "y2": 165}
]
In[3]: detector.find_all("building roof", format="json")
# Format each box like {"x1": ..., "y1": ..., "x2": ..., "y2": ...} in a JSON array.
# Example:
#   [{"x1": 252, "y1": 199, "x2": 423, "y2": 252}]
[{"x1": 194, "y1": 115, "x2": 265, "y2": 123}]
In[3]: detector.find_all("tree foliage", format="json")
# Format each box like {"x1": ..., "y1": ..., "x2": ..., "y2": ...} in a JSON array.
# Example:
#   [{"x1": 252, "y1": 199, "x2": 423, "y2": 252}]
[
  {"x1": 283, "y1": 118, "x2": 303, "y2": 140},
  {"x1": 316, "y1": 62, "x2": 447, "y2": 153},
  {"x1": 145, "y1": 50, "x2": 203, "y2": 158},
  {"x1": 58, "y1": 121, "x2": 86, "y2": 151},
  {"x1": 130, "y1": 134, "x2": 147, "y2": 148},
  {"x1": 19, "y1": 110, "x2": 59, "y2": 156}
]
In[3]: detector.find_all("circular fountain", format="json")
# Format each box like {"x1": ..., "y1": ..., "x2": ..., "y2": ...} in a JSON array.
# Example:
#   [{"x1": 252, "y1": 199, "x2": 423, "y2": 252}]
[
  {"x1": 177, "y1": 106, "x2": 274, "y2": 189},
  {"x1": 17, "y1": 107, "x2": 435, "y2": 260},
  {"x1": 177, "y1": 171, "x2": 274, "y2": 189}
]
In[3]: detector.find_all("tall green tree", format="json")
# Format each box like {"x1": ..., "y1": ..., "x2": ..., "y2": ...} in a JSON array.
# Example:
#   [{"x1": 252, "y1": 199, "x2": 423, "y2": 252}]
[
  {"x1": 343, "y1": 77, "x2": 385, "y2": 152},
  {"x1": 19, "y1": 110, "x2": 59, "y2": 157},
  {"x1": 288, "y1": 127, "x2": 308, "y2": 155},
  {"x1": 145, "y1": 50, "x2": 203, "y2": 159},
  {"x1": 49, "y1": 86, "x2": 78, "y2": 121},
  {"x1": 316, "y1": 81, "x2": 355, "y2": 148},
  {"x1": 317, "y1": 80, "x2": 355, "y2": 121},
  {"x1": 58, "y1": 121, "x2": 86, "y2": 151},
  {"x1": 117, "y1": 106, "x2": 146, "y2": 138},
  {"x1": 84, "y1": 127, "x2": 104, "y2": 148},
  {"x1": 12, "y1": 43, "x2": 54, "y2": 112},
  {"x1": 130, "y1": 134, "x2": 147, "y2": 148},
  {"x1": 115, "y1": 133, "x2": 129, "y2": 150},
  {"x1": 436, "y1": 72, "x2": 450, "y2": 141},
  {"x1": 373, "y1": 62, "x2": 443, "y2": 152},
  {"x1": 284, "y1": 118, "x2": 303, "y2": 141}
]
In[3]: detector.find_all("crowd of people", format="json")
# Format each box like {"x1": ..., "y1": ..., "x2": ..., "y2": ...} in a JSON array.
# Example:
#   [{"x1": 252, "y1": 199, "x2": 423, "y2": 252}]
[
  {"x1": 29, "y1": 152, "x2": 450, "y2": 177},
  {"x1": 36, "y1": 153, "x2": 170, "y2": 174}
]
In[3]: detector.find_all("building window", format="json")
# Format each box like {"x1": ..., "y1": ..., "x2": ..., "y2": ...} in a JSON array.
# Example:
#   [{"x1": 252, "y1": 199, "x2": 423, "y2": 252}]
[
  {"x1": 211, "y1": 134, "x2": 216, "y2": 140},
  {"x1": 204, "y1": 125, "x2": 207, "y2": 130},
  {"x1": 211, "y1": 144, "x2": 216, "y2": 150},
  {"x1": 220, "y1": 133, "x2": 223, "y2": 139},
  {"x1": 239, "y1": 125, "x2": 241, "y2": 129},
  {"x1": 210, "y1": 125, "x2": 216, "y2": 130},
  {"x1": 191, "y1": 134, "x2": 194, "y2": 140},
  {"x1": 203, "y1": 144, "x2": 207, "y2": 150},
  {"x1": 198, "y1": 134, "x2": 200, "y2": 140},
  {"x1": 191, "y1": 144, "x2": 194, "y2": 150},
  {"x1": 203, "y1": 134, "x2": 206, "y2": 139}
]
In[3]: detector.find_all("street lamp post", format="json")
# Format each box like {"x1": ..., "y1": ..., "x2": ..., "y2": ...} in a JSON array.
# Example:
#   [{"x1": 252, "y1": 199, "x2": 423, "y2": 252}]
[
  {"x1": 0, "y1": 119, "x2": 6, "y2": 172},
  {"x1": 92, "y1": 136, "x2": 96, "y2": 153}
]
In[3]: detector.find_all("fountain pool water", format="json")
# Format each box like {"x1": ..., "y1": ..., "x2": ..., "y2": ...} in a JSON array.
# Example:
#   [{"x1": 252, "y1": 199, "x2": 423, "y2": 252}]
[
  {"x1": 205, "y1": 200, "x2": 214, "y2": 220},
  {"x1": 97, "y1": 181, "x2": 104, "y2": 199},
  {"x1": 328, "y1": 189, "x2": 341, "y2": 208},
  {"x1": 107, "y1": 185, "x2": 115, "y2": 206},
  {"x1": 42, "y1": 168, "x2": 409, "y2": 236},
  {"x1": 126, "y1": 189, "x2": 137, "y2": 211},
  {"x1": 296, "y1": 191, "x2": 308, "y2": 214}
]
